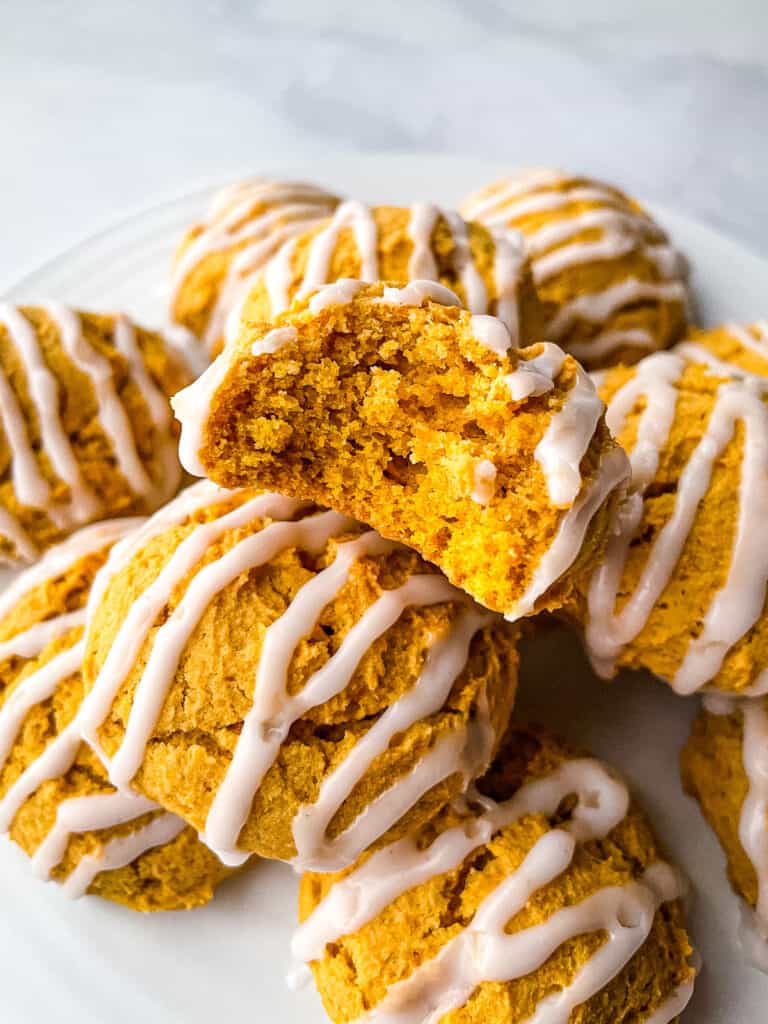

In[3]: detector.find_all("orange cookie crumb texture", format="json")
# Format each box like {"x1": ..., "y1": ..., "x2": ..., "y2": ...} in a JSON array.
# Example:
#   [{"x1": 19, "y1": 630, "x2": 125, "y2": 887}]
[
  {"x1": 81, "y1": 481, "x2": 519, "y2": 870},
  {"x1": 174, "y1": 282, "x2": 628, "y2": 621},
  {"x1": 234, "y1": 201, "x2": 544, "y2": 348},
  {"x1": 0, "y1": 520, "x2": 230, "y2": 911},
  {"x1": 682, "y1": 696, "x2": 768, "y2": 971},
  {"x1": 169, "y1": 178, "x2": 341, "y2": 355},
  {"x1": 461, "y1": 169, "x2": 689, "y2": 370},
  {"x1": 298, "y1": 724, "x2": 695, "y2": 1024},
  {"x1": 571, "y1": 350, "x2": 768, "y2": 695},
  {"x1": 0, "y1": 304, "x2": 191, "y2": 566}
]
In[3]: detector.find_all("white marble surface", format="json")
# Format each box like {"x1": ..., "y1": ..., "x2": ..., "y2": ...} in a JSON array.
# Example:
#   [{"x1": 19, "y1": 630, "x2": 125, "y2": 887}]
[{"x1": 1, "y1": 0, "x2": 767, "y2": 291}]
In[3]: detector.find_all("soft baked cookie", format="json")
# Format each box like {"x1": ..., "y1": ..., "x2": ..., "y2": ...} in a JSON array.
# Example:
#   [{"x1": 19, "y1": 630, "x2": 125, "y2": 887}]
[
  {"x1": 0, "y1": 305, "x2": 190, "y2": 565},
  {"x1": 235, "y1": 201, "x2": 543, "y2": 346},
  {"x1": 574, "y1": 351, "x2": 768, "y2": 695},
  {"x1": 169, "y1": 178, "x2": 341, "y2": 354},
  {"x1": 460, "y1": 169, "x2": 689, "y2": 369},
  {"x1": 296, "y1": 724, "x2": 695, "y2": 1024},
  {"x1": 80, "y1": 481, "x2": 519, "y2": 870},
  {"x1": 0, "y1": 520, "x2": 229, "y2": 911},
  {"x1": 681, "y1": 697, "x2": 768, "y2": 969},
  {"x1": 675, "y1": 321, "x2": 768, "y2": 381},
  {"x1": 173, "y1": 281, "x2": 628, "y2": 620}
]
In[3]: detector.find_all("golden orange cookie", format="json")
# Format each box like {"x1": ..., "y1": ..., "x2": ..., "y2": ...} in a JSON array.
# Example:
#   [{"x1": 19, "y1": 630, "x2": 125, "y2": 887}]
[
  {"x1": 0, "y1": 520, "x2": 230, "y2": 911},
  {"x1": 572, "y1": 351, "x2": 768, "y2": 695},
  {"x1": 236, "y1": 201, "x2": 543, "y2": 347},
  {"x1": 0, "y1": 304, "x2": 190, "y2": 565},
  {"x1": 675, "y1": 321, "x2": 768, "y2": 380},
  {"x1": 169, "y1": 178, "x2": 341, "y2": 354},
  {"x1": 174, "y1": 282, "x2": 627, "y2": 620},
  {"x1": 461, "y1": 169, "x2": 689, "y2": 369},
  {"x1": 297, "y1": 724, "x2": 695, "y2": 1024},
  {"x1": 81, "y1": 481, "x2": 519, "y2": 870}
]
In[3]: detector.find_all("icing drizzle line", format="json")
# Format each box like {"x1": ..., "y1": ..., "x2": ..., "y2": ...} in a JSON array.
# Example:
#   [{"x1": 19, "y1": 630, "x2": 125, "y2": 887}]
[
  {"x1": 586, "y1": 352, "x2": 768, "y2": 694},
  {"x1": 294, "y1": 755, "x2": 690, "y2": 1024},
  {"x1": 79, "y1": 485, "x2": 497, "y2": 870}
]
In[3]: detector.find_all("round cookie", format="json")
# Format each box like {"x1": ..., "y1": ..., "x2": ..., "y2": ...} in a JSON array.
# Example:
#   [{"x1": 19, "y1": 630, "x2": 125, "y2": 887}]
[
  {"x1": 0, "y1": 520, "x2": 229, "y2": 911},
  {"x1": 236, "y1": 201, "x2": 543, "y2": 346},
  {"x1": 174, "y1": 281, "x2": 628, "y2": 620},
  {"x1": 0, "y1": 304, "x2": 190, "y2": 565},
  {"x1": 296, "y1": 725, "x2": 695, "y2": 1024},
  {"x1": 169, "y1": 178, "x2": 341, "y2": 354},
  {"x1": 460, "y1": 169, "x2": 689, "y2": 369},
  {"x1": 81, "y1": 481, "x2": 519, "y2": 870},
  {"x1": 575, "y1": 350, "x2": 768, "y2": 695},
  {"x1": 675, "y1": 321, "x2": 768, "y2": 382},
  {"x1": 681, "y1": 696, "x2": 768, "y2": 969}
]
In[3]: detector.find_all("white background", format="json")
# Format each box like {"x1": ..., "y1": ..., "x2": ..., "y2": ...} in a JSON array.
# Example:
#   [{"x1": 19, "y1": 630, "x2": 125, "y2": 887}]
[{"x1": 1, "y1": 0, "x2": 767, "y2": 289}]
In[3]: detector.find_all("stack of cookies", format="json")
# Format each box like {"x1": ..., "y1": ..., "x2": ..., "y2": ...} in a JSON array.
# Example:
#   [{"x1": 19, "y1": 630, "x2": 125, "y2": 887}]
[{"x1": 4, "y1": 169, "x2": 768, "y2": 1022}]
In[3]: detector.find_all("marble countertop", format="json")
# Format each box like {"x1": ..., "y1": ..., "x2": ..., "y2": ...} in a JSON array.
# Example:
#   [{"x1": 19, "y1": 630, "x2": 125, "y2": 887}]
[{"x1": 1, "y1": 0, "x2": 766, "y2": 289}]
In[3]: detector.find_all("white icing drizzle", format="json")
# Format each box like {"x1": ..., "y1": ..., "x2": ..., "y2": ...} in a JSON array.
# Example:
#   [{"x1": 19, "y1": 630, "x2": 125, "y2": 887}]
[
  {"x1": 112, "y1": 313, "x2": 182, "y2": 504},
  {"x1": 251, "y1": 326, "x2": 298, "y2": 356},
  {"x1": 546, "y1": 279, "x2": 686, "y2": 345},
  {"x1": 293, "y1": 757, "x2": 630, "y2": 962},
  {"x1": 440, "y1": 208, "x2": 488, "y2": 315},
  {"x1": 406, "y1": 203, "x2": 440, "y2": 280},
  {"x1": 59, "y1": 810, "x2": 185, "y2": 899},
  {"x1": 470, "y1": 314, "x2": 512, "y2": 356},
  {"x1": 169, "y1": 179, "x2": 337, "y2": 351},
  {"x1": 173, "y1": 342, "x2": 241, "y2": 477},
  {"x1": 376, "y1": 282, "x2": 460, "y2": 307},
  {"x1": 44, "y1": 303, "x2": 159, "y2": 504},
  {"x1": 535, "y1": 363, "x2": 604, "y2": 507},
  {"x1": 503, "y1": 343, "x2": 565, "y2": 402},
  {"x1": 298, "y1": 749, "x2": 688, "y2": 1024},
  {"x1": 308, "y1": 279, "x2": 364, "y2": 313},
  {"x1": 0, "y1": 303, "x2": 100, "y2": 533},
  {"x1": 513, "y1": 446, "x2": 629, "y2": 620},
  {"x1": 461, "y1": 174, "x2": 687, "y2": 358},
  {"x1": 0, "y1": 640, "x2": 84, "y2": 767},
  {"x1": 587, "y1": 354, "x2": 768, "y2": 693},
  {"x1": 295, "y1": 201, "x2": 381, "y2": 306},
  {"x1": 80, "y1": 487, "x2": 494, "y2": 871},
  {"x1": 470, "y1": 459, "x2": 497, "y2": 505},
  {"x1": 491, "y1": 229, "x2": 525, "y2": 343},
  {"x1": 30, "y1": 789, "x2": 157, "y2": 880},
  {"x1": 568, "y1": 327, "x2": 656, "y2": 362}
]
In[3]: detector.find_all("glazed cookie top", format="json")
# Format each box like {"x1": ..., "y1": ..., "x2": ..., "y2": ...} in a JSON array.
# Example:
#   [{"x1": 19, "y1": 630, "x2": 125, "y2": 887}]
[
  {"x1": 460, "y1": 169, "x2": 689, "y2": 369},
  {"x1": 81, "y1": 481, "x2": 519, "y2": 870},
  {"x1": 0, "y1": 306, "x2": 190, "y2": 564},
  {"x1": 169, "y1": 178, "x2": 341, "y2": 354},
  {"x1": 675, "y1": 321, "x2": 768, "y2": 382},
  {"x1": 581, "y1": 352, "x2": 768, "y2": 695},
  {"x1": 682, "y1": 695, "x2": 768, "y2": 971},
  {"x1": 235, "y1": 201, "x2": 543, "y2": 347},
  {"x1": 297, "y1": 725, "x2": 695, "y2": 1024},
  {"x1": 0, "y1": 519, "x2": 227, "y2": 910},
  {"x1": 174, "y1": 281, "x2": 628, "y2": 620}
]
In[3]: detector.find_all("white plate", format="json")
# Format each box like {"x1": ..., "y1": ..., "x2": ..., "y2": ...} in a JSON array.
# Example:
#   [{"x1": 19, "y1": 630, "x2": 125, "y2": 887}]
[{"x1": 1, "y1": 153, "x2": 767, "y2": 1023}]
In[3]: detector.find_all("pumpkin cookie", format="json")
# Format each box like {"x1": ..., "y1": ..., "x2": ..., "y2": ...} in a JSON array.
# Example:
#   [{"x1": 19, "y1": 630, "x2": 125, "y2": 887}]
[
  {"x1": 675, "y1": 321, "x2": 768, "y2": 381},
  {"x1": 174, "y1": 282, "x2": 627, "y2": 619},
  {"x1": 461, "y1": 169, "x2": 689, "y2": 369},
  {"x1": 235, "y1": 201, "x2": 543, "y2": 345},
  {"x1": 574, "y1": 351, "x2": 768, "y2": 695},
  {"x1": 0, "y1": 305, "x2": 190, "y2": 565},
  {"x1": 297, "y1": 724, "x2": 695, "y2": 1024},
  {"x1": 80, "y1": 481, "x2": 519, "y2": 870},
  {"x1": 0, "y1": 520, "x2": 230, "y2": 911},
  {"x1": 169, "y1": 178, "x2": 341, "y2": 354},
  {"x1": 682, "y1": 696, "x2": 768, "y2": 970}
]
